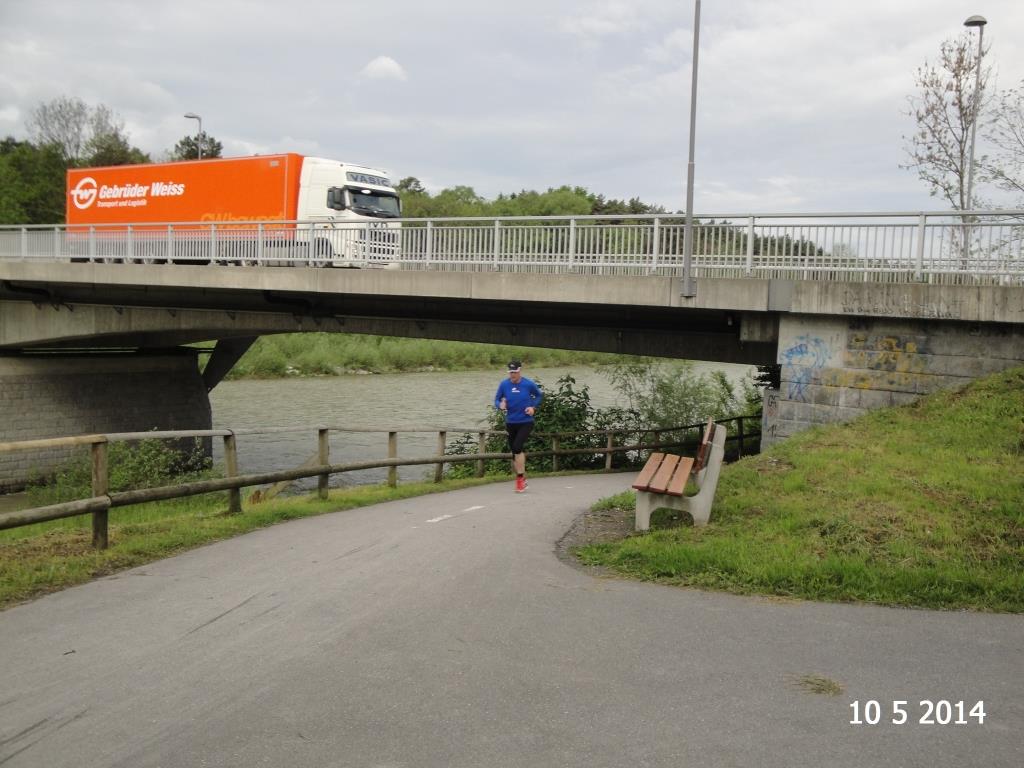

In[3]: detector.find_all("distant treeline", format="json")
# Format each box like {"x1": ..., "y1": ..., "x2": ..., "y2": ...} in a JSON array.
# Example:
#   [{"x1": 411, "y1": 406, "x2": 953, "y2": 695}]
[
  {"x1": 224, "y1": 333, "x2": 625, "y2": 379},
  {"x1": 395, "y1": 177, "x2": 669, "y2": 219}
]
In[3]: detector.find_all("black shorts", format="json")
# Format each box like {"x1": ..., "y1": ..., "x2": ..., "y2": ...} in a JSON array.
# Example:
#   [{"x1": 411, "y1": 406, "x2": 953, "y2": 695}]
[{"x1": 506, "y1": 421, "x2": 534, "y2": 454}]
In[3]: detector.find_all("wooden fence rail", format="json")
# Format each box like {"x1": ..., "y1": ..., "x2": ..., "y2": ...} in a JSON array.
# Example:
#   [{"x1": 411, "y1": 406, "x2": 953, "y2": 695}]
[{"x1": 0, "y1": 416, "x2": 761, "y2": 548}]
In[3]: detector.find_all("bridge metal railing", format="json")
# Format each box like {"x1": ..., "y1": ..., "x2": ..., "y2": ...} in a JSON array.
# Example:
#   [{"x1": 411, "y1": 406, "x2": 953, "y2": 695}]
[{"x1": 1, "y1": 211, "x2": 1022, "y2": 285}]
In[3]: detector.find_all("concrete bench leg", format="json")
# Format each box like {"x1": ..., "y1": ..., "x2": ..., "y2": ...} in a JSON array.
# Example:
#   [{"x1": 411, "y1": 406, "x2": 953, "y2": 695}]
[
  {"x1": 635, "y1": 491, "x2": 687, "y2": 532},
  {"x1": 635, "y1": 491, "x2": 654, "y2": 532}
]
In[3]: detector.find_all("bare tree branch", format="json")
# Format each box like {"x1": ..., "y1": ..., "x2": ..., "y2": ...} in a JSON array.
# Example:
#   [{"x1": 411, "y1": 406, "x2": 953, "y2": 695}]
[{"x1": 901, "y1": 34, "x2": 990, "y2": 210}]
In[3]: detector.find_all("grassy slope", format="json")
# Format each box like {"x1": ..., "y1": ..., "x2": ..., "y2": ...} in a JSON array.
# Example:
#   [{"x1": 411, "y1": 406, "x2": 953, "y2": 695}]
[{"x1": 577, "y1": 366, "x2": 1024, "y2": 612}]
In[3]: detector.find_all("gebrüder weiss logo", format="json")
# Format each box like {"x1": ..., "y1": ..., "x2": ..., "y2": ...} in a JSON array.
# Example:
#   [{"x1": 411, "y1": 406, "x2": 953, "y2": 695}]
[{"x1": 70, "y1": 177, "x2": 98, "y2": 210}]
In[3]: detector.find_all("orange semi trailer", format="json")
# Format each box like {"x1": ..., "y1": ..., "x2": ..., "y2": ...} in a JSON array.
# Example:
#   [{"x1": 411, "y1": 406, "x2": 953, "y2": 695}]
[{"x1": 65, "y1": 154, "x2": 402, "y2": 266}]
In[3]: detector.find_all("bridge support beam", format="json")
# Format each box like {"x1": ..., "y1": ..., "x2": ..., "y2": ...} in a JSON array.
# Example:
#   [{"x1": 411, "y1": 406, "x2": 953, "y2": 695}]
[
  {"x1": 202, "y1": 336, "x2": 258, "y2": 391},
  {"x1": 762, "y1": 315, "x2": 1024, "y2": 447},
  {"x1": 0, "y1": 352, "x2": 211, "y2": 491}
]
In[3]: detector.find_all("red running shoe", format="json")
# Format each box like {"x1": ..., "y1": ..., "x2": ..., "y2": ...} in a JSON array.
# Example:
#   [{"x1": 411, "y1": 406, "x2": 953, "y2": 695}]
[{"x1": 515, "y1": 476, "x2": 527, "y2": 493}]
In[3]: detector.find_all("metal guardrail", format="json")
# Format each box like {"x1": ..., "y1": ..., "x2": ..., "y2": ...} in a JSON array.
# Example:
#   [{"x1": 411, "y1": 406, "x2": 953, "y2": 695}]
[
  {"x1": 1, "y1": 211, "x2": 1022, "y2": 285},
  {"x1": 0, "y1": 417, "x2": 760, "y2": 548}
]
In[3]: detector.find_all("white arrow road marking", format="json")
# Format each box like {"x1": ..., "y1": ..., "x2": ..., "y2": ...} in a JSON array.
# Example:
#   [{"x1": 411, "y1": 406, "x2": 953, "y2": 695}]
[{"x1": 425, "y1": 505, "x2": 485, "y2": 524}]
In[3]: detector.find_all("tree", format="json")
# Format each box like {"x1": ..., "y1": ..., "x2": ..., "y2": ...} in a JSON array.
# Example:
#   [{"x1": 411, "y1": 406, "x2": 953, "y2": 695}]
[
  {"x1": 85, "y1": 132, "x2": 150, "y2": 167},
  {"x1": 0, "y1": 158, "x2": 26, "y2": 224},
  {"x1": 170, "y1": 132, "x2": 223, "y2": 160},
  {"x1": 395, "y1": 177, "x2": 430, "y2": 217},
  {"x1": 982, "y1": 82, "x2": 1024, "y2": 202},
  {"x1": 396, "y1": 177, "x2": 426, "y2": 194},
  {"x1": 25, "y1": 96, "x2": 90, "y2": 166},
  {"x1": 0, "y1": 138, "x2": 66, "y2": 224},
  {"x1": 603, "y1": 360, "x2": 757, "y2": 428},
  {"x1": 492, "y1": 186, "x2": 593, "y2": 217},
  {"x1": 902, "y1": 34, "x2": 991, "y2": 210},
  {"x1": 426, "y1": 185, "x2": 488, "y2": 217},
  {"x1": 26, "y1": 96, "x2": 148, "y2": 168}
]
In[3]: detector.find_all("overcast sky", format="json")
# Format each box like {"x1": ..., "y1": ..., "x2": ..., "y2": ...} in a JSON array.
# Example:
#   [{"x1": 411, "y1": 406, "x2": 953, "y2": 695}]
[{"x1": 2, "y1": 1, "x2": 1022, "y2": 214}]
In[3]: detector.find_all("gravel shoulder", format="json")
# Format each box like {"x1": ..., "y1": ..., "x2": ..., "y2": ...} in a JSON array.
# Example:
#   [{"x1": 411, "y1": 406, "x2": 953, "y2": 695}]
[{"x1": 555, "y1": 502, "x2": 634, "y2": 569}]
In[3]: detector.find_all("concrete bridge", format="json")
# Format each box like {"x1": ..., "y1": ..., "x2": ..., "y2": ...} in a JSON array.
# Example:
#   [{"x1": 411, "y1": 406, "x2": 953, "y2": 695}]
[{"x1": 2, "y1": 211, "x2": 1023, "y2": 487}]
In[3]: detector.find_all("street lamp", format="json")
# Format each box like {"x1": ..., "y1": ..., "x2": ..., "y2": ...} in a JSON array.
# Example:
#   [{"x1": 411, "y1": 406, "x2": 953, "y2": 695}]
[
  {"x1": 184, "y1": 112, "x2": 203, "y2": 159},
  {"x1": 963, "y1": 15, "x2": 986, "y2": 215},
  {"x1": 961, "y1": 15, "x2": 986, "y2": 266},
  {"x1": 681, "y1": 0, "x2": 701, "y2": 298}
]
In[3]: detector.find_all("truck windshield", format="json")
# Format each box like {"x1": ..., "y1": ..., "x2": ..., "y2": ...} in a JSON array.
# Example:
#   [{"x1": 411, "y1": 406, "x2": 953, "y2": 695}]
[{"x1": 348, "y1": 188, "x2": 401, "y2": 218}]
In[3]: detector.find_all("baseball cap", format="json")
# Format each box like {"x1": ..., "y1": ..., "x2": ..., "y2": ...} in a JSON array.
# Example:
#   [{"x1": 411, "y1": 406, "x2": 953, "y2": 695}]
[{"x1": 507, "y1": 360, "x2": 522, "y2": 372}]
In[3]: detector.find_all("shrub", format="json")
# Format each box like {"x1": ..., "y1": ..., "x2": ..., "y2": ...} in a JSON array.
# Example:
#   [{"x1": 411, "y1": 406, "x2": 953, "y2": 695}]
[{"x1": 28, "y1": 438, "x2": 214, "y2": 505}]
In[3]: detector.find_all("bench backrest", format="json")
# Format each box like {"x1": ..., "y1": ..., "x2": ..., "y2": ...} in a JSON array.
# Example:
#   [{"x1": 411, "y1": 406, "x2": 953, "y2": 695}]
[{"x1": 693, "y1": 418, "x2": 716, "y2": 474}]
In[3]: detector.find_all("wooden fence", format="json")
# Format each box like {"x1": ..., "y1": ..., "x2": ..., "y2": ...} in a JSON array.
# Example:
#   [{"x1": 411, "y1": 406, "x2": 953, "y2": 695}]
[{"x1": 0, "y1": 416, "x2": 760, "y2": 548}]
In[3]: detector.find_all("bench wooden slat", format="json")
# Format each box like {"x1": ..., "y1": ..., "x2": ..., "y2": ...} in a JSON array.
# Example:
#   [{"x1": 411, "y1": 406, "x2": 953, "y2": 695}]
[
  {"x1": 665, "y1": 456, "x2": 694, "y2": 496},
  {"x1": 631, "y1": 452, "x2": 665, "y2": 492},
  {"x1": 647, "y1": 454, "x2": 681, "y2": 494}
]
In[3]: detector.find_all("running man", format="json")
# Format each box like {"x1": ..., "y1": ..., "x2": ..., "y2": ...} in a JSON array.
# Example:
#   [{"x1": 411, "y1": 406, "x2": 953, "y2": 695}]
[{"x1": 494, "y1": 360, "x2": 543, "y2": 493}]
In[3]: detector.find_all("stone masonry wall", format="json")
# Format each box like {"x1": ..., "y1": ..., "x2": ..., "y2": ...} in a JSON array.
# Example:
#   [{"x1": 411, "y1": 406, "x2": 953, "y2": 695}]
[
  {"x1": 762, "y1": 315, "x2": 1024, "y2": 447},
  {"x1": 0, "y1": 353, "x2": 212, "y2": 491}
]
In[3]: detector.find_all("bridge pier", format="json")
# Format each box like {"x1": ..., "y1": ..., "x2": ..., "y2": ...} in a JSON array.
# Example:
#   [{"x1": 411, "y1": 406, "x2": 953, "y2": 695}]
[
  {"x1": 0, "y1": 351, "x2": 211, "y2": 491},
  {"x1": 762, "y1": 315, "x2": 1024, "y2": 447}
]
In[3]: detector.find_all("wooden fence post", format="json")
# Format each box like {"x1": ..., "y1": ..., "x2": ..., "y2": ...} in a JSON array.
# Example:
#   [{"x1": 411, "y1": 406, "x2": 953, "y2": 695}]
[
  {"x1": 91, "y1": 438, "x2": 109, "y2": 549},
  {"x1": 604, "y1": 433, "x2": 614, "y2": 471},
  {"x1": 318, "y1": 427, "x2": 330, "y2": 500},
  {"x1": 476, "y1": 432, "x2": 487, "y2": 477},
  {"x1": 388, "y1": 431, "x2": 398, "y2": 488},
  {"x1": 736, "y1": 417, "x2": 745, "y2": 459},
  {"x1": 551, "y1": 436, "x2": 560, "y2": 472},
  {"x1": 223, "y1": 432, "x2": 242, "y2": 513},
  {"x1": 434, "y1": 431, "x2": 446, "y2": 483}
]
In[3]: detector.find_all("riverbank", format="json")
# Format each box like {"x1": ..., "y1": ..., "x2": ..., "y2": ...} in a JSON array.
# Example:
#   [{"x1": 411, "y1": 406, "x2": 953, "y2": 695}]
[
  {"x1": 221, "y1": 333, "x2": 626, "y2": 379},
  {"x1": 575, "y1": 365, "x2": 1024, "y2": 612}
]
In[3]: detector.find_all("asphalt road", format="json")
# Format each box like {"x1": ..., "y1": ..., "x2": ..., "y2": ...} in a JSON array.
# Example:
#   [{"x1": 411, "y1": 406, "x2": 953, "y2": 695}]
[{"x1": 1, "y1": 474, "x2": 1021, "y2": 767}]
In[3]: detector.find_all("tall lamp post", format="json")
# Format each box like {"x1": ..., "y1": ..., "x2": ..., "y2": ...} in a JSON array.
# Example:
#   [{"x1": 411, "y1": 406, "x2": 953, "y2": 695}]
[
  {"x1": 963, "y1": 16, "x2": 986, "y2": 212},
  {"x1": 962, "y1": 15, "x2": 986, "y2": 265},
  {"x1": 681, "y1": 0, "x2": 701, "y2": 298},
  {"x1": 184, "y1": 112, "x2": 203, "y2": 159}
]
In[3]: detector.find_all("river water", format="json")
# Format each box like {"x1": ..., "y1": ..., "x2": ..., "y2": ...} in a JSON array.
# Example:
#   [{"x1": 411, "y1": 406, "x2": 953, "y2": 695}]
[{"x1": 209, "y1": 362, "x2": 754, "y2": 490}]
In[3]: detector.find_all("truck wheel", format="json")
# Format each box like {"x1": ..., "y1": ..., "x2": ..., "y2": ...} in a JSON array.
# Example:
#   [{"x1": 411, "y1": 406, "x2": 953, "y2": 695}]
[
  {"x1": 311, "y1": 238, "x2": 334, "y2": 267},
  {"x1": 132, "y1": 249, "x2": 167, "y2": 265}
]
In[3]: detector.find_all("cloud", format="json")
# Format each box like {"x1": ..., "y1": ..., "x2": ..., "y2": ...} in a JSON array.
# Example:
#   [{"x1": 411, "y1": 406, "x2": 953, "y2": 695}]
[
  {"x1": 359, "y1": 56, "x2": 408, "y2": 82},
  {"x1": 558, "y1": 0, "x2": 678, "y2": 45},
  {"x1": 2, "y1": 0, "x2": 1023, "y2": 213}
]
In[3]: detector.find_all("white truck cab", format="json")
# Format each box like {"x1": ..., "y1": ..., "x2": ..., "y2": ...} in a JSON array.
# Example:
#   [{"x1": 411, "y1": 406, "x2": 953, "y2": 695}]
[{"x1": 299, "y1": 158, "x2": 402, "y2": 267}]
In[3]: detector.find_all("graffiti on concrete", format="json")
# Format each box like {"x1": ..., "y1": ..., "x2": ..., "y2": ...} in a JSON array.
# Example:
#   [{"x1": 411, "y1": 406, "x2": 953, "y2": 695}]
[
  {"x1": 781, "y1": 335, "x2": 832, "y2": 401},
  {"x1": 840, "y1": 290, "x2": 963, "y2": 319},
  {"x1": 761, "y1": 388, "x2": 780, "y2": 440}
]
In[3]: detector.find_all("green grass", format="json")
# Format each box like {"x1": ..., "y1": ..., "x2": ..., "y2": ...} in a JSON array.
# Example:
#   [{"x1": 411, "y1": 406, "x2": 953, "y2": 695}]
[
  {"x1": 225, "y1": 333, "x2": 624, "y2": 378},
  {"x1": 791, "y1": 674, "x2": 844, "y2": 696},
  {"x1": 576, "y1": 366, "x2": 1024, "y2": 612},
  {"x1": 0, "y1": 476, "x2": 504, "y2": 610}
]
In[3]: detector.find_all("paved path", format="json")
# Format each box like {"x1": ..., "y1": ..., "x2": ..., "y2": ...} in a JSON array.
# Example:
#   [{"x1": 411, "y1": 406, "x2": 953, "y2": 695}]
[{"x1": 0, "y1": 474, "x2": 1021, "y2": 767}]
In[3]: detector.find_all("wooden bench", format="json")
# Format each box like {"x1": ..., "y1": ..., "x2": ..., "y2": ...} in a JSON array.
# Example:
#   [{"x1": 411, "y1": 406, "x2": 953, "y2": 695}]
[{"x1": 631, "y1": 419, "x2": 726, "y2": 531}]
